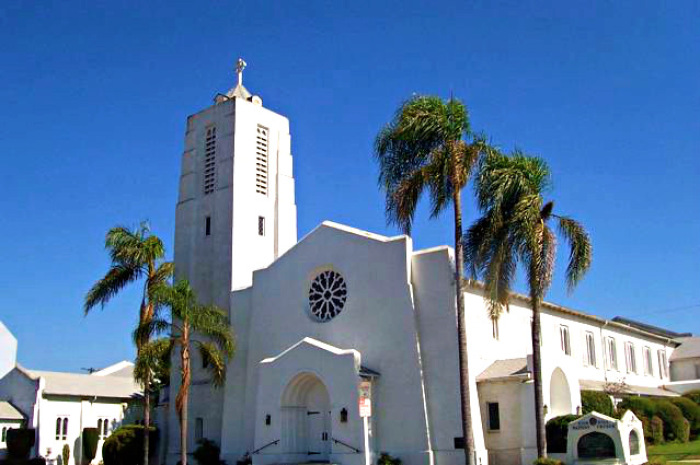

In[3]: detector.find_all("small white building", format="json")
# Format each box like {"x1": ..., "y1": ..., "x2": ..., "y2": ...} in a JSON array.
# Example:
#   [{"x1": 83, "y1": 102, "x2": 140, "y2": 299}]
[
  {"x1": 0, "y1": 400, "x2": 25, "y2": 460},
  {"x1": 160, "y1": 63, "x2": 688, "y2": 465},
  {"x1": 0, "y1": 359, "x2": 142, "y2": 464}
]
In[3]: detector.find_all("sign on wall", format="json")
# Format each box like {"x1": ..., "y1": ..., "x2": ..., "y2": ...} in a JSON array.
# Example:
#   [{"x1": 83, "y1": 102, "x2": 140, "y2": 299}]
[{"x1": 359, "y1": 381, "x2": 372, "y2": 417}]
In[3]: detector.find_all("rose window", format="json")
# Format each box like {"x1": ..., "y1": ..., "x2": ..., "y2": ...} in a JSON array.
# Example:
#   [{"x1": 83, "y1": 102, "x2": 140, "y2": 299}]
[{"x1": 308, "y1": 270, "x2": 347, "y2": 322}]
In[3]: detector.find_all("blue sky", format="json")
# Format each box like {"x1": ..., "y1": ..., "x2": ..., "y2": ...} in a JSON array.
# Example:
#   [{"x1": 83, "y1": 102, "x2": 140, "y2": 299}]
[{"x1": 1, "y1": 1, "x2": 698, "y2": 372}]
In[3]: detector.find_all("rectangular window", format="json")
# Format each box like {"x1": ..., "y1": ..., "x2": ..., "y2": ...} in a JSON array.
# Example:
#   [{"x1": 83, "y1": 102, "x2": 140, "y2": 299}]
[
  {"x1": 195, "y1": 418, "x2": 204, "y2": 442},
  {"x1": 626, "y1": 342, "x2": 637, "y2": 374},
  {"x1": 255, "y1": 125, "x2": 269, "y2": 195},
  {"x1": 585, "y1": 331, "x2": 597, "y2": 367},
  {"x1": 560, "y1": 325, "x2": 571, "y2": 355},
  {"x1": 657, "y1": 350, "x2": 668, "y2": 378},
  {"x1": 606, "y1": 337, "x2": 618, "y2": 371},
  {"x1": 204, "y1": 126, "x2": 217, "y2": 195},
  {"x1": 643, "y1": 347, "x2": 653, "y2": 375},
  {"x1": 205, "y1": 216, "x2": 211, "y2": 236},
  {"x1": 258, "y1": 216, "x2": 265, "y2": 236},
  {"x1": 487, "y1": 402, "x2": 500, "y2": 431},
  {"x1": 695, "y1": 364, "x2": 700, "y2": 379}
]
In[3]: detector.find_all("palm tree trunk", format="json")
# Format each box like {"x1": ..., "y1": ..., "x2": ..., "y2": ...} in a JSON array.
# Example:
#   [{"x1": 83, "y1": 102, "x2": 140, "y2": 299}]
[
  {"x1": 453, "y1": 189, "x2": 475, "y2": 465},
  {"x1": 143, "y1": 373, "x2": 151, "y2": 465},
  {"x1": 531, "y1": 295, "x2": 547, "y2": 457},
  {"x1": 177, "y1": 326, "x2": 191, "y2": 465}
]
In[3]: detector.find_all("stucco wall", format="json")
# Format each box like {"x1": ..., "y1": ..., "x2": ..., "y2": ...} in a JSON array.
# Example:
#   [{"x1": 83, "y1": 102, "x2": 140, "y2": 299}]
[
  {"x1": 671, "y1": 358, "x2": 700, "y2": 381},
  {"x1": 0, "y1": 322, "x2": 17, "y2": 380}
]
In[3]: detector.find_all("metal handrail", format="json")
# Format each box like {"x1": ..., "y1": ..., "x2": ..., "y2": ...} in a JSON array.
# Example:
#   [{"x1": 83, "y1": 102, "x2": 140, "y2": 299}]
[
  {"x1": 331, "y1": 437, "x2": 361, "y2": 454},
  {"x1": 251, "y1": 439, "x2": 280, "y2": 455}
]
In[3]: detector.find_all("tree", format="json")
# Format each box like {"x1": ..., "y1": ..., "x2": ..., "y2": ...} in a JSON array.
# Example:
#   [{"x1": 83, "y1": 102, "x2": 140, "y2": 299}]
[
  {"x1": 84, "y1": 223, "x2": 174, "y2": 465},
  {"x1": 375, "y1": 95, "x2": 493, "y2": 465},
  {"x1": 464, "y1": 151, "x2": 592, "y2": 457},
  {"x1": 144, "y1": 279, "x2": 235, "y2": 465}
]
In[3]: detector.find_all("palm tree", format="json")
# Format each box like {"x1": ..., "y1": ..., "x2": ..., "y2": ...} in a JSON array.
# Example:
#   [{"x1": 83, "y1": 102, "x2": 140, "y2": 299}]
[
  {"x1": 375, "y1": 95, "x2": 493, "y2": 465},
  {"x1": 84, "y1": 223, "x2": 174, "y2": 465},
  {"x1": 146, "y1": 279, "x2": 235, "y2": 465},
  {"x1": 463, "y1": 151, "x2": 592, "y2": 457}
]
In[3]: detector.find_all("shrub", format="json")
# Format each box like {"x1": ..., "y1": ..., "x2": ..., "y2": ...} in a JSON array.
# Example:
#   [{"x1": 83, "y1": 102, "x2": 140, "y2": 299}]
[
  {"x1": 683, "y1": 390, "x2": 700, "y2": 406},
  {"x1": 193, "y1": 438, "x2": 224, "y2": 465},
  {"x1": 6, "y1": 428, "x2": 36, "y2": 459},
  {"x1": 671, "y1": 397, "x2": 700, "y2": 436},
  {"x1": 651, "y1": 416, "x2": 664, "y2": 444},
  {"x1": 655, "y1": 400, "x2": 688, "y2": 442},
  {"x1": 533, "y1": 458, "x2": 563, "y2": 465},
  {"x1": 378, "y1": 452, "x2": 402, "y2": 465},
  {"x1": 62, "y1": 443, "x2": 71, "y2": 465},
  {"x1": 102, "y1": 425, "x2": 157, "y2": 465},
  {"x1": 546, "y1": 414, "x2": 580, "y2": 453},
  {"x1": 619, "y1": 396, "x2": 657, "y2": 419},
  {"x1": 28, "y1": 458, "x2": 47, "y2": 465},
  {"x1": 82, "y1": 427, "x2": 99, "y2": 464},
  {"x1": 581, "y1": 390, "x2": 614, "y2": 417}
]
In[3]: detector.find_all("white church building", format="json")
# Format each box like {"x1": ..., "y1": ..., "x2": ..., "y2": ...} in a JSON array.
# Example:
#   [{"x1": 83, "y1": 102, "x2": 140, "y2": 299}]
[{"x1": 163, "y1": 62, "x2": 683, "y2": 465}]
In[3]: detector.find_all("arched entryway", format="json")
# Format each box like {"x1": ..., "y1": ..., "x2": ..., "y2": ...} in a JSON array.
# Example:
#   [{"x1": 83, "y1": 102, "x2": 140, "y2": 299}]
[
  {"x1": 550, "y1": 368, "x2": 573, "y2": 417},
  {"x1": 281, "y1": 372, "x2": 331, "y2": 461}
]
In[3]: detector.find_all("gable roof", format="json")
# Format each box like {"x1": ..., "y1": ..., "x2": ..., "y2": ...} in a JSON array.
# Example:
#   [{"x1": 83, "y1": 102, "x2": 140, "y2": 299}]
[
  {"x1": 611, "y1": 317, "x2": 692, "y2": 339},
  {"x1": 20, "y1": 367, "x2": 142, "y2": 399},
  {"x1": 0, "y1": 401, "x2": 24, "y2": 420},
  {"x1": 477, "y1": 358, "x2": 530, "y2": 382},
  {"x1": 670, "y1": 337, "x2": 700, "y2": 361}
]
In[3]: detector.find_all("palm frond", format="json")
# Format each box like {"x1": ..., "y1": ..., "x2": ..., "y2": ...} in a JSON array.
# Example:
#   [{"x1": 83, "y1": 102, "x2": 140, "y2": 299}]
[
  {"x1": 84, "y1": 264, "x2": 139, "y2": 314},
  {"x1": 134, "y1": 337, "x2": 173, "y2": 386},
  {"x1": 557, "y1": 216, "x2": 592, "y2": 292},
  {"x1": 196, "y1": 341, "x2": 227, "y2": 387}
]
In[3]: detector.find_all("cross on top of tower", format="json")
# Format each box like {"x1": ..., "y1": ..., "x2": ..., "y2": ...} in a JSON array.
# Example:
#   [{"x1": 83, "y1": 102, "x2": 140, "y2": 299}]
[{"x1": 236, "y1": 58, "x2": 247, "y2": 87}]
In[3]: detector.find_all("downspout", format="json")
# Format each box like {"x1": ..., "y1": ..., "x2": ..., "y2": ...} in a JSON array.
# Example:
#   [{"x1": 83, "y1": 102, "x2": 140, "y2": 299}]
[{"x1": 600, "y1": 321, "x2": 609, "y2": 385}]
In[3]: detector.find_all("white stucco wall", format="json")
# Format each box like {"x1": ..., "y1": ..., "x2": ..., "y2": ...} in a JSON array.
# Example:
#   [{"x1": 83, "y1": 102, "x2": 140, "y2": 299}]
[
  {"x1": 0, "y1": 322, "x2": 17, "y2": 380},
  {"x1": 670, "y1": 358, "x2": 700, "y2": 382}
]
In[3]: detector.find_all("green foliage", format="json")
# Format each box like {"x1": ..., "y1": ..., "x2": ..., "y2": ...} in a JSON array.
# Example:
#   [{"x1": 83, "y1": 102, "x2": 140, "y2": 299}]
[
  {"x1": 652, "y1": 416, "x2": 665, "y2": 445},
  {"x1": 6, "y1": 428, "x2": 35, "y2": 459},
  {"x1": 671, "y1": 397, "x2": 700, "y2": 436},
  {"x1": 82, "y1": 427, "x2": 99, "y2": 463},
  {"x1": 62, "y1": 444, "x2": 70, "y2": 465},
  {"x1": 619, "y1": 396, "x2": 657, "y2": 419},
  {"x1": 684, "y1": 391, "x2": 700, "y2": 406},
  {"x1": 193, "y1": 438, "x2": 224, "y2": 465},
  {"x1": 102, "y1": 425, "x2": 157, "y2": 465},
  {"x1": 28, "y1": 458, "x2": 47, "y2": 465},
  {"x1": 656, "y1": 400, "x2": 689, "y2": 442},
  {"x1": 546, "y1": 414, "x2": 580, "y2": 453},
  {"x1": 378, "y1": 452, "x2": 402, "y2": 465},
  {"x1": 533, "y1": 458, "x2": 563, "y2": 465},
  {"x1": 581, "y1": 391, "x2": 614, "y2": 417}
]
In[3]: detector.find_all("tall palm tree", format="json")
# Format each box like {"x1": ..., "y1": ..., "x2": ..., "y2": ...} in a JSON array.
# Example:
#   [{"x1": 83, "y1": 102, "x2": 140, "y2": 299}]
[
  {"x1": 463, "y1": 151, "x2": 592, "y2": 457},
  {"x1": 375, "y1": 95, "x2": 493, "y2": 465},
  {"x1": 146, "y1": 279, "x2": 235, "y2": 465},
  {"x1": 84, "y1": 223, "x2": 174, "y2": 465}
]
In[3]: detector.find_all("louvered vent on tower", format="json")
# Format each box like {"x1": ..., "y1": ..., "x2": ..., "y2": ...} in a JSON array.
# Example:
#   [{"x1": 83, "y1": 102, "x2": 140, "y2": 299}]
[
  {"x1": 204, "y1": 126, "x2": 217, "y2": 195},
  {"x1": 255, "y1": 125, "x2": 268, "y2": 195}
]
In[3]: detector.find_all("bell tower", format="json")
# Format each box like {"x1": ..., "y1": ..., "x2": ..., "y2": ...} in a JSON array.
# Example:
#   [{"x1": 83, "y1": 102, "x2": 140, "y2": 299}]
[{"x1": 174, "y1": 58, "x2": 298, "y2": 310}]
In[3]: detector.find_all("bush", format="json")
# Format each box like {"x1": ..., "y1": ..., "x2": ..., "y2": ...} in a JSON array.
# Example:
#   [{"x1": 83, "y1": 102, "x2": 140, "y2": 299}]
[
  {"x1": 546, "y1": 414, "x2": 580, "y2": 453},
  {"x1": 6, "y1": 428, "x2": 36, "y2": 459},
  {"x1": 651, "y1": 416, "x2": 664, "y2": 444},
  {"x1": 656, "y1": 400, "x2": 688, "y2": 442},
  {"x1": 683, "y1": 390, "x2": 700, "y2": 406},
  {"x1": 83, "y1": 427, "x2": 99, "y2": 464},
  {"x1": 671, "y1": 397, "x2": 700, "y2": 436},
  {"x1": 533, "y1": 458, "x2": 563, "y2": 465},
  {"x1": 193, "y1": 439, "x2": 224, "y2": 465},
  {"x1": 619, "y1": 396, "x2": 657, "y2": 419},
  {"x1": 102, "y1": 425, "x2": 157, "y2": 465},
  {"x1": 581, "y1": 390, "x2": 614, "y2": 417},
  {"x1": 62, "y1": 444, "x2": 70, "y2": 465},
  {"x1": 378, "y1": 453, "x2": 402, "y2": 465}
]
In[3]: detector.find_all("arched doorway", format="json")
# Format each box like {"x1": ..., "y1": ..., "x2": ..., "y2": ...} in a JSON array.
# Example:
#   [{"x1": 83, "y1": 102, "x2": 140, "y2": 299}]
[
  {"x1": 550, "y1": 368, "x2": 573, "y2": 417},
  {"x1": 281, "y1": 372, "x2": 331, "y2": 461}
]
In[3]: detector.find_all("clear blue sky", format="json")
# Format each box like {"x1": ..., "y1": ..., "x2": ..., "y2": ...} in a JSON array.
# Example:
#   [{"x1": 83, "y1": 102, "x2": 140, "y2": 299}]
[{"x1": 1, "y1": 1, "x2": 698, "y2": 372}]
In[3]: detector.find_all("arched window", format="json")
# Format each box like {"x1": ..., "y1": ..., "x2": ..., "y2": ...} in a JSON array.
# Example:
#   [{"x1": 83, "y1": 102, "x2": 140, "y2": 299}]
[
  {"x1": 577, "y1": 432, "x2": 616, "y2": 459},
  {"x1": 55, "y1": 417, "x2": 62, "y2": 440},
  {"x1": 62, "y1": 418, "x2": 68, "y2": 440},
  {"x1": 103, "y1": 418, "x2": 109, "y2": 437},
  {"x1": 629, "y1": 430, "x2": 640, "y2": 455},
  {"x1": 97, "y1": 419, "x2": 103, "y2": 437}
]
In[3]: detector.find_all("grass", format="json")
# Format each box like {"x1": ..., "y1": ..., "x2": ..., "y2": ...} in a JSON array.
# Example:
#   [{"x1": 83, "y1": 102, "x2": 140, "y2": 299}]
[{"x1": 647, "y1": 438, "x2": 700, "y2": 463}]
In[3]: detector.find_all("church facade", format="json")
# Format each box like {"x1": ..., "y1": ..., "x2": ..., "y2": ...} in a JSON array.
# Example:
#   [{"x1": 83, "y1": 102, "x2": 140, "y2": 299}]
[{"x1": 164, "y1": 64, "x2": 682, "y2": 465}]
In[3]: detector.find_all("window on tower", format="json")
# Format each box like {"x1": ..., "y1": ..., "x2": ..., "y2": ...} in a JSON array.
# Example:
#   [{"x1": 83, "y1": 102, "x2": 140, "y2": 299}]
[
  {"x1": 205, "y1": 216, "x2": 211, "y2": 236},
  {"x1": 204, "y1": 126, "x2": 217, "y2": 195},
  {"x1": 258, "y1": 216, "x2": 265, "y2": 236},
  {"x1": 255, "y1": 125, "x2": 269, "y2": 195}
]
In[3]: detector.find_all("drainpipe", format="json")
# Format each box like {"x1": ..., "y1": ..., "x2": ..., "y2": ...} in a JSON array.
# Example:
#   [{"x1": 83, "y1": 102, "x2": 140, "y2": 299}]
[{"x1": 600, "y1": 321, "x2": 609, "y2": 385}]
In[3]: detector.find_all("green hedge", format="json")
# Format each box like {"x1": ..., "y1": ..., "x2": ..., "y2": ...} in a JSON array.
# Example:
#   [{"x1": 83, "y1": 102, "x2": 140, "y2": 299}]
[
  {"x1": 533, "y1": 458, "x2": 563, "y2": 465},
  {"x1": 193, "y1": 438, "x2": 224, "y2": 465},
  {"x1": 82, "y1": 427, "x2": 99, "y2": 464},
  {"x1": 581, "y1": 390, "x2": 614, "y2": 417},
  {"x1": 546, "y1": 414, "x2": 580, "y2": 453},
  {"x1": 6, "y1": 428, "x2": 36, "y2": 460},
  {"x1": 102, "y1": 425, "x2": 158, "y2": 465},
  {"x1": 671, "y1": 397, "x2": 700, "y2": 436},
  {"x1": 651, "y1": 416, "x2": 664, "y2": 444},
  {"x1": 656, "y1": 400, "x2": 689, "y2": 442},
  {"x1": 619, "y1": 396, "x2": 657, "y2": 419},
  {"x1": 684, "y1": 390, "x2": 700, "y2": 406}
]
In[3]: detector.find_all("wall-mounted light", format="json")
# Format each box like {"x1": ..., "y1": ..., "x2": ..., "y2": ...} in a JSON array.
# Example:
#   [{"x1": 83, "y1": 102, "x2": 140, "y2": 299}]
[
  {"x1": 265, "y1": 414, "x2": 271, "y2": 426},
  {"x1": 543, "y1": 405, "x2": 549, "y2": 415},
  {"x1": 340, "y1": 408, "x2": 348, "y2": 423}
]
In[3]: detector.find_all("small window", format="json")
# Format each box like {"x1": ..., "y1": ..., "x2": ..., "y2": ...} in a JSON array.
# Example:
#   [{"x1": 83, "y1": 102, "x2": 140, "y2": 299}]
[
  {"x1": 487, "y1": 402, "x2": 500, "y2": 431},
  {"x1": 56, "y1": 417, "x2": 62, "y2": 440},
  {"x1": 2, "y1": 427, "x2": 7, "y2": 442},
  {"x1": 62, "y1": 418, "x2": 68, "y2": 440},
  {"x1": 97, "y1": 419, "x2": 103, "y2": 437},
  {"x1": 626, "y1": 343, "x2": 637, "y2": 374},
  {"x1": 657, "y1": 350, "x2": 668, "y2": 378},
  {"x1": 205, "y1": 216, "x2": 211, "y2": 236},
  {"x1": 560, "y1": 325, "x2": 571, "y2": 355},
  {"x1": 258, "y1": 216, "x2": 265, "y2": 236},
  {"x1": 629, "y1": 430, "x2": 640, "y2": 455},
  {"x1": 606, "y1": 337, "x2": 618, "y2": 371},
  {"x1": 643, "y1": 347, "x2": 653, "y2": 375},
  {"x1": 585, "y1": 331, "x2": 597, "y2": 367},
  {"x1": 202, "y1": 352, "x2": 209, "y2": 369},
  {"x1": 195, "y1": 417, "x2": 204, "y2": 442},
  {"x1": 695, "y1": 364, "x2": 700, "y2": 379}
]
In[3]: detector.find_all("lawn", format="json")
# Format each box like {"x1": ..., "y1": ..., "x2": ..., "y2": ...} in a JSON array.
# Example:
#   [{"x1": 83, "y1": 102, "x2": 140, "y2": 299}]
[{"x1": 647, "y1": 439, "x2": 700, "y2": 463}]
